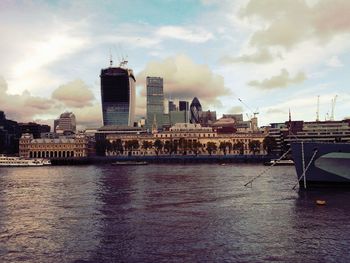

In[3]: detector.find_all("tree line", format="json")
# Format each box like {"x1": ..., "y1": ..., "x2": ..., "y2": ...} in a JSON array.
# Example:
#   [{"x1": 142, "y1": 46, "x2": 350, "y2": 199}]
[{"x1": 95, "y1": 136, "x2": 277, "y2": 156}]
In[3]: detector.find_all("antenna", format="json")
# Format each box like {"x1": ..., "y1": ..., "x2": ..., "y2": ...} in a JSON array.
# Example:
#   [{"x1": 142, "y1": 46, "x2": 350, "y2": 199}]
[
  {"x1": 316, "y1": 95, "x2": 320, "y2": 122},
  {"x1": 109, "y1": 49, "x2": 113, "y2": 67}
]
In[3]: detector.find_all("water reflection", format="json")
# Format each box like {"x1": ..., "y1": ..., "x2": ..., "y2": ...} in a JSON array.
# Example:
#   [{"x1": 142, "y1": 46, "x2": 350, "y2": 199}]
[{"x1": 1, "y1": 165, "x2": 350, "y2": 262}]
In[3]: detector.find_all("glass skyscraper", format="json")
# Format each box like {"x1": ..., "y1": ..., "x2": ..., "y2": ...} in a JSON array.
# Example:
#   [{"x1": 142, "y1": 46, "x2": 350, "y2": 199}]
[
  {"x1": 190, "y1": 97, "x2": 202, "y2": 124},
  {"x1": 146, "y1": 77, "x2": 164, "y2": 129},
  {"x1": 100, "y1": 65, "x2": 136, "y2": 126}
]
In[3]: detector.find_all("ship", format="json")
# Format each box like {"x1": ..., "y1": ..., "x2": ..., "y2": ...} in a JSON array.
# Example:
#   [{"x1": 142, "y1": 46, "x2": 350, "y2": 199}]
[
  {"x1": 291, "y1": 142, "x2": 350, "y2": 187},
  {"x1": 112, "y1": 161, "x2": 148, "y2": 166},
  {"x1": 0, "y1": 155, "x2": 51, "y2": 167},
  {"x1": 263, "y1": 159, "x2": 294, "y2": 166}
]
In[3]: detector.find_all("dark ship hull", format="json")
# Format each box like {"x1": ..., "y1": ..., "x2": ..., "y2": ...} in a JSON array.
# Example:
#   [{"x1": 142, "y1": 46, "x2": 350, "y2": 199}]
[{"x1": 291, "y1": 142, "x2": 350, "y2": 187}]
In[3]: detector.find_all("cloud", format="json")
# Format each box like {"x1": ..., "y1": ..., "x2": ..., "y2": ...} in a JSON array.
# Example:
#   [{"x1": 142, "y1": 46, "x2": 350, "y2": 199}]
[
  {"x1": 327, "y1": 55, "x2": 343, "y2": 68},
  {"x1": 0, "y1": 76, "x2": 56, "y2": 122},
  {"x1": 248, "y1": 68, "x2": 306, "y2": 89},
  {"x1": 137, "y1": 54, "x2": 230, "y2": 108},
  {"x1": 52, "y1": 79, "x2": 95, "y2": 108},
  {"x1": 156, "y1": 26, "x2": 214, "y2": 43},
  {"x1": 266, "y1": 108, "x2": 286, "y2": 114},
  {"x1": 73, "y1": 103, "x2": 102, "y2": 129},
  {"x1": 0, "y1": 76, "x2": 101, "y2": 128},
  {"x1": 240, "y1": 0, "x2": 350, "y2": 49},
  {"x1": 228, "y1": 106, "x2": 244, "y2": 113},
  {"x1": 220, "y1": 48, "x2": 277, "y2": 64}
]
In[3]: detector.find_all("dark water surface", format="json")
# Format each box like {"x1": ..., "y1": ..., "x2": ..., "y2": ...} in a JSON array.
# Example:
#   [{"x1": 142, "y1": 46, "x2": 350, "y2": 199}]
[{"x1": 1, "y1": 164, "x2": 350, "y2": 262}]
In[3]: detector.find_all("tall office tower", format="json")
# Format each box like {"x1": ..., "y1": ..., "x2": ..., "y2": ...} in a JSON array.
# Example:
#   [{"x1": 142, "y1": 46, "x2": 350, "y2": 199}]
[
  {"x1": 179, "y1": 100, "x2": 190, "y2": 123},
  {"x1": 190, "y1": 97, "x2": 202, "y2": 124},
  {"x1": 100, "y1": 61, "x2": 136, "y2": 126},
  {"x1": 179, "y1": 101, "x2": 189, "y2": 111},
  {"x1": 146, "y1": 77, "x2": 164, "y2": 129},
  {"x1": 56, "y1": 112, "x2": 76, "y2": 134},
  {"x1": 168, "y1": 100, "x2": 177, "y2": 112}
]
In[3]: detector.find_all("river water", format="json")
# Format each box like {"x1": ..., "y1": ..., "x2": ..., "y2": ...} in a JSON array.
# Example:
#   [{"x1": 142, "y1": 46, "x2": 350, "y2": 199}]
[{"x1": 0, "y1": 164, "x2": 350, "y2": 262}]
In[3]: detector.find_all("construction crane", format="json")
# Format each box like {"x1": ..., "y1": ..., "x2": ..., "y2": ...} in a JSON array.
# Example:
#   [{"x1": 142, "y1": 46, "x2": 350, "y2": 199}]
[
  {"x1": 330, "y1": 95, "x2": 338, "y2": 121},
  {"x1": 238, "y1": 98, "x2": 259, "y2": 118}
]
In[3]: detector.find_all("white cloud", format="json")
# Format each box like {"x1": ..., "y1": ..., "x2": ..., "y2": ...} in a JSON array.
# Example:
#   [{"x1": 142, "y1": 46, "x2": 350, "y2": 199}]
[
  {"x1": 248, "y1": 68, "x2": 306, "y2": 89},
  {"x1": 137, "y1": 54, "x2": 230, "y2": 110},
  {"x1": 327, "y1": 56, "x2": 343, "y2": 68},
  {"x1": 156, "y1": 26, "x2": 214, "y2": 43}
]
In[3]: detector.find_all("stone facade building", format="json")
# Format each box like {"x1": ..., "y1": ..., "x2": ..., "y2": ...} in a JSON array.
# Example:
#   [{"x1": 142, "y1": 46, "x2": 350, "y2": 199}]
[
  {"x1": 100, "y1": 123, "x2": 267, "y2": 156},
  {"x1": 19, "y1": 133, "x2": 88, "y2": 158}
]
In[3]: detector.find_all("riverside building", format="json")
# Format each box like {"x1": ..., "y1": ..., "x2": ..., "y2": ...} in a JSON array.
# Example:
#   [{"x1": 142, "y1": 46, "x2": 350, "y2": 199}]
[
  {"x1": 100, "y1": 60, "x2": 136, "y2": 126},
  {"x1": 19, "y1": 133, "x2": 89, "y2": 158},
  {"x1": 101, "y1": 123, "x2": 266, "y2": 156}
]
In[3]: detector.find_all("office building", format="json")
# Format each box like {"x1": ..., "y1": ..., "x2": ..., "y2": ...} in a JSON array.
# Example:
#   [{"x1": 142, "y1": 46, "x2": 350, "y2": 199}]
[
  {"x1": 190, "y1": 97, "x2": 202, "y2": 124},
  {"x1": 179, "y1": 100, "x2": 190, "y2": 123},
  {"x1": 19, "y1": 122, "x2": 51, "y2": 139},
  {"x1": 100, "y1": 61, "x2": 136, "y2": 126},
  {"x1": 55, "y1": 112, "x2": 76, "y2": 134},
  {"x1": 0, "y1": 111, "x2": 20, "y2": 154},
  {"x1": 199, "y1": 110, "x2": 217, "y2": 127},
  {"x1": 179, "y1": 101, "x2": 189, "y2": 111},
  {"x1": 146, "y1": 77, "x2": 164, "y2": 129},
  {"x1": 168, "y1": 100, "x2": 177, "y2": 112}
]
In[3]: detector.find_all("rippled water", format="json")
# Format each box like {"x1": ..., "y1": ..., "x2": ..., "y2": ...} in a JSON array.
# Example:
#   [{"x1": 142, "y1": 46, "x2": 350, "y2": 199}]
[{"x1": 1, "y1": 164, "x2": 350, "y2": 262}]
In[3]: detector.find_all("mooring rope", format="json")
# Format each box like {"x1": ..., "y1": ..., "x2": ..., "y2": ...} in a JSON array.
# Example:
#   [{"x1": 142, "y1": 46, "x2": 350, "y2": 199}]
[
  {"x1": 292, "y1": 149, "x2": 318, "y2": 190},
  {"x1": 244, "y1": 148, "x2": 291, "y2": 187}
]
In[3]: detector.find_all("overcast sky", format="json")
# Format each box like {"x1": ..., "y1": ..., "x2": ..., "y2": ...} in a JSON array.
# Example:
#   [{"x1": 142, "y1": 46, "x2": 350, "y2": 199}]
[{"x1": 0, "y1": 0, "x2": 349, "y2": 128}]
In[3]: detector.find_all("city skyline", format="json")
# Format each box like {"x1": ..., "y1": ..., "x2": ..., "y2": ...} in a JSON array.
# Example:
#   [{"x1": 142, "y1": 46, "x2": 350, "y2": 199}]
[{"x1": 0, "y1": 0, "x2": 349, "y2": 128}]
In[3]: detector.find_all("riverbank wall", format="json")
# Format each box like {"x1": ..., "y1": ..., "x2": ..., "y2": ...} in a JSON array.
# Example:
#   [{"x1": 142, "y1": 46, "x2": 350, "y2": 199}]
[{"x1": 50, "y1": 155, "x2": 272, "y2": 165}]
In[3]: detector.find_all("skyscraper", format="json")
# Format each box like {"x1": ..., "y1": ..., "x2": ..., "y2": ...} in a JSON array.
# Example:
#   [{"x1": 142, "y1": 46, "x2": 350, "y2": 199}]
[
  {"x1": 146, "y1": 77, "x2": 164, "y2": 129},
  {"x1": 179, "y1": 101, "x2": 189, "y2": 111},
  {"x1": 179, "y1": 100, "x2": 190, "y2": 123},
  {"x1": 168, "y1": 100, "x2": 177, "y2": 112},
  {"x1": 190, "y1": 97, "x2": 202, "y2": 124},
  {"x1": 100, "y1": 61, "x2": 136, "y2": 126}
]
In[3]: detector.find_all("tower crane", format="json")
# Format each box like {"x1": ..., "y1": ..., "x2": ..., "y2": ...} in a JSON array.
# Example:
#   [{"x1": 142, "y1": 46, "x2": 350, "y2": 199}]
[
  {"x1": 330, "y1": 95, "x2": 338, "y2": 121},
  {"x1": 316, "y1": 95, "x2": 320, "y2": 122},
  {"x1": 238, "y1": 98, "x2": 259, "y2": 118}
]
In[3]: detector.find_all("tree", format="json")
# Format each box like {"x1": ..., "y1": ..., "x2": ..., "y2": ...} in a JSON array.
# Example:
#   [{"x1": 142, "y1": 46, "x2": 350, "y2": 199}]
[
  {"x1": 226, "y1": 142, "x2": 233, "y2": 154},
  {"x1": 112, "y1": 139, "x2": 123, "y2": 155},
  {"x1": 171, "y1": 140, "x2": 178, "y2": 154},
  {"x1": 95, "y1": 138, "x2": 108, "y2": 156},
  {"x1": 192, "y1": 141, "x2": 202, "y2": 156},
  {"x1": 153, "y1": 139, "x2": 163, "y2": 156},
  {"x1": 179, "y1": 138, "x2": 188, "y2": 155},
  {"x1": 206, "y1": 141, "x2": 217, "y2": 155},
  {"x1": 233, "y1": 141, "x2": 245, "y2": 155},
  {"x1": 124, "y1": 140, "x2": 139, "y2": 155},
  {"x1": 164, "y1": 140, "x2": 172, "y2": 155},
  {"x1": 263, "y1": 136, "x2": 277, "y2": 155},
  {"x1": 249, "y1": 140, "x2": 261, "y2": 155},
  {"x1": 219, "y1": 141, "x2": 228, "y2": 155},
  {"x1": 142, "y1": 140, "x2": 152, "y2": 155}
]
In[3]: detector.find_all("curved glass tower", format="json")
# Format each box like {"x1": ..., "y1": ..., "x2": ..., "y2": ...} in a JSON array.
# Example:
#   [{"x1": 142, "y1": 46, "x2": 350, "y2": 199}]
[
  {"x1": 100, "y1": 65, "x2": 136, "y2": 126},
  {"x1": 190, "y1": 97, "x2": 202, "y2": 124}
]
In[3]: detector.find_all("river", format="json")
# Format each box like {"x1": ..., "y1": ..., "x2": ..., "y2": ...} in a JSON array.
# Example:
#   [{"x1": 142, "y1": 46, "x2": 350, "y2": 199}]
[{"x1": 0, "y1": 164, "x2": 350, "y2": 262}]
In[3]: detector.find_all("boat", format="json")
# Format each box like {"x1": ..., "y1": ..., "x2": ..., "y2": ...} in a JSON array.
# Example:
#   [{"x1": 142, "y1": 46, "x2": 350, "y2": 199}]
[
  {"x1": 112, "y1": 161, "x2": 148, "y2": 166},
  {"x1": 0, "y1": 155, "x2": 51, "y2": 167},
  {"x1": 264, "y1": 159, "x2": 294, "y2": 166},
  {"x1": 291, "y1": 142, "x2": 350, "y2": 187}
]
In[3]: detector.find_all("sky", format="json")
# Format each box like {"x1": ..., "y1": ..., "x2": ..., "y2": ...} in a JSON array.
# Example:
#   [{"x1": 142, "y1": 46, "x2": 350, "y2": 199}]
[{"x1": 0, "y1": 0, "x2": 349, "y2": 129}]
